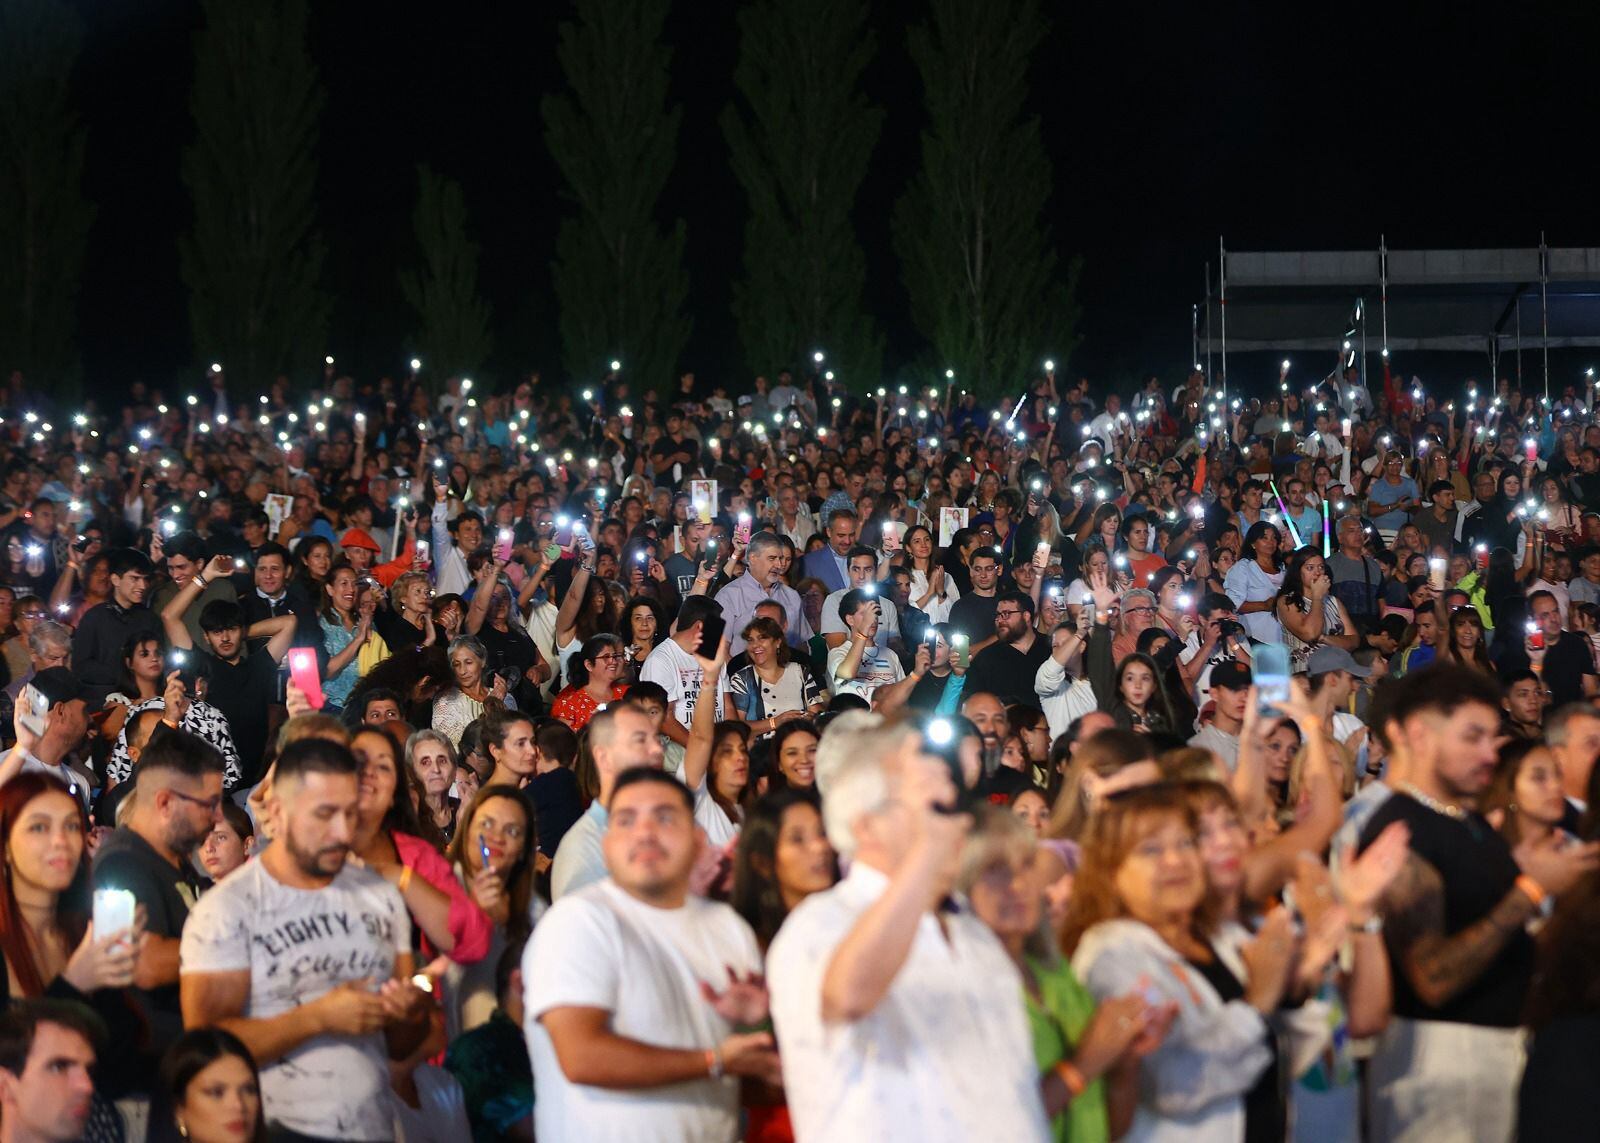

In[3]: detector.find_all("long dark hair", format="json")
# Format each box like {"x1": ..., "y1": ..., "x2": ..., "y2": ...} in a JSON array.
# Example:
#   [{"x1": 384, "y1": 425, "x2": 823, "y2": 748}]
[
  {"x1": 1526, "y1": 869, "x2": 1600, "y2": 1027},
  {"x1": 447, "y1": 785, "x2": 539, "y2": 945},
  {"x1": 730, "y1": 787, "x2": 834, "y2": 950},
  {"x1": 161, "y1": 1027, "x2": 266, "y2": 1143},
  {"x1": 1275, "y1": 547, "x2": 1323, "y2": 611},
  {"x1": 0, "y1": 774, "x2": 90, "y2": 997},
  {"x1": 1241, "y1": 520, "x2": 1282, "y2": 572},
  {"x1": 350, "y1": 728, "x2": 428, "y2": 843},
  {"x1": 118, "y1": 630, "x2": 164, "y2": 698}
]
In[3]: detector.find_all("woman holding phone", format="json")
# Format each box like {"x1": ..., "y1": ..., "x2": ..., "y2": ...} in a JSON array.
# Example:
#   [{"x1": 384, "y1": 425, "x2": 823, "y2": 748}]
[
  {"x1": 442, "y1": 785, "x2": 542, "y2": 1040},
  {"x1": 103, "y1": 633, "x2": 242, "y2": 791}
]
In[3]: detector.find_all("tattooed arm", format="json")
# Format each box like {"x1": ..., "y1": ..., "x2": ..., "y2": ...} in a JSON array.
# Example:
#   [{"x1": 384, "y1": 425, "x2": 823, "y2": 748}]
[{"x1": 1378, "y1": 851, "x2": 1536, "y2": 1010}]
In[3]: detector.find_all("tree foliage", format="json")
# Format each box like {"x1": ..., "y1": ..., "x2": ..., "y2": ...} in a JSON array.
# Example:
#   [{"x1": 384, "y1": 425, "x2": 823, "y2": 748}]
[
  {"x1": 179, "y1": 0, "x2": 328, "y2": 392},
  {"x1": 399, "y1": 166, "x2": 493, "y2": 382},
  {"x1": 721, "y1": 0, "x2": 884, "y2": 386},
  {"x1": 542, "y1": 0, "x2": 690, "y2": 391},
  {"x1": 0, "y1": 0, "x2": 93, "y2": 392},
  {"x1": 892, "y1": 0, "x2": 1079, "y2": 395}
]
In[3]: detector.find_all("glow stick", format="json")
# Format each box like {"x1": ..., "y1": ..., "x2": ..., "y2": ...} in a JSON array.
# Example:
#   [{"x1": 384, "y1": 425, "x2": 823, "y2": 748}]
[
  {"x1": 1321, "y1": 499, "x2": 1331, "y2": 558},
  {"x1": 1267, "y1": 479, "x2": 1303, "y2": 548}
]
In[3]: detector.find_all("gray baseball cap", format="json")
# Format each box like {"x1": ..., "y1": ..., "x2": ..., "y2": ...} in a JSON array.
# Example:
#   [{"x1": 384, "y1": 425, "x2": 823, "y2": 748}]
[{"x1": 1306, "y1": 644, "x2": 1370, "y2": 678}]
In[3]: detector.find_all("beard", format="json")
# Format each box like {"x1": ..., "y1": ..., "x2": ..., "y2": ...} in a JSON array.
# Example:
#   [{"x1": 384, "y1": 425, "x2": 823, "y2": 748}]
[{"x1": 284, "y1": 830, "x2": 349, "y2": 879}]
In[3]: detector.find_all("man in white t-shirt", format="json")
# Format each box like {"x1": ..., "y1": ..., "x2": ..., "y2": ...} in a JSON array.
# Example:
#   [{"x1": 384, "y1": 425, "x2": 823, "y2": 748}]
[
  {"x1": 1189, "y1": 660, "x2": 1250, "y2": 770},
  {"x1": 820, "y1": 546, "x2": 900, "y2": 652},
  {"x1": 768, "y1": 717, "x2": 1051, "y2": 1141},
  {"x1": 550, "y1": 706, "x2": 666, "y2": 900},
  {"x1": 640, "y1": 595, "x2": 723, "y2": 748},
  {"x1": 1306, "y1": 644, "x2": 1374, "y2": 744},
  {"x1": 525, "y1": 768, "x2": 780, "y2": 1143},
  {"x1": 827, "y1": 588, "x2": 922, "y2": 710},
  {"x1": 180, "y1": 737, "x2": 431, "y2": 1142}
]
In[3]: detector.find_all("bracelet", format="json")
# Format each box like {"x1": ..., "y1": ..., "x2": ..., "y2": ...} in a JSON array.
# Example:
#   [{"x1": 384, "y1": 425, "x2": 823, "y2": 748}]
[
  {"x1": 1054, "y1": 1060, "x2": 1087, "y2": 1097},
  {"x1": 397, "y1": 865, "x2": 414, "y2": 894},
  {"x1": 705, "y1": 1047, "x2": 723, "y2": 1080},
  {"x1": 1348, "y1": 914, "x2": 1383, "y2": 935},
  {"x1": 1515, "y1": 874, "x2": 1547, "y2": 908},
  {"x1": 193, "y1": 573, "x2": 207, "y2": 590}
]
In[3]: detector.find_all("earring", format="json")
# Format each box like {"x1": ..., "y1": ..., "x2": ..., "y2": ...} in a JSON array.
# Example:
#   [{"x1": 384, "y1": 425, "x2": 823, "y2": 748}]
[{"x1": 177, "y1": 1121, "x2": 188, "y2": 1138}]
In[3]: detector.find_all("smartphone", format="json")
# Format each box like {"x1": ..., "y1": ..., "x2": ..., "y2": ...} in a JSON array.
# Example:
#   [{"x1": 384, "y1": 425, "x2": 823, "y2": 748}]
[
  {"x1": 697, "y1": 612, "x2": 727, "y2": 655},
  {"x1": 93, "y1": 887, "x2": 136, "y2": 940},
  {"x1": 734, "y1": 513, "x2": 752, "y2": 546},
  {"x1": 167, "y1": 648, "x2": 200, "y2": 693},
  {"x1": 1527, "y1": 619, "x2": 1545, "y2": 650},
  {"x1": 702, "y1": 538, "x2": 719, "y2": 567},
  {"x1": 1254, "y1": 642, "x2": 1291, "y2": 715},
  {"x1": 479, "y1": 836, "x2": 492, "y2": 870},
  {"x1": 15, "y1": 684, "x2": 48, "y2": 740},
  {"x1": 287, "y1": 648, "x2": 326, "y2": 710},
  {"x1": 1428, "y1": 558, "x2": 1446, "y2": 593},
  {"x1": 1034, "y1": 540, "x2": 1052, "y2": 564},
  {"x1": 495, "y1": 528, "x2": 514, "y2": 563},
  {"x1": 553, "y1": 515, "x2": 575, "y2": 548},
  {"x1": 951, "y1": 634, "x2": 970, "y2": 670},
  {"x1": 415, "y1": 539, "x2": 431, "y2": 566}
]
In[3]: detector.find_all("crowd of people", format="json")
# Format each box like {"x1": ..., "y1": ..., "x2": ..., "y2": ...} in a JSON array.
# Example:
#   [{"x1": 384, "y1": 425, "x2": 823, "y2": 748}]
[{"x1": 0, "y1": 356, "x2": 1598, "y2": 1140}]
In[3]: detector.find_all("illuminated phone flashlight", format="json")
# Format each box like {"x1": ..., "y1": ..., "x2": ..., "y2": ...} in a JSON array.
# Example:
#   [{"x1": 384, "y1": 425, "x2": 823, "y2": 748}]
[
  {"x1": 634, "y1": 551, "x2": 647, "y2": 563},
  {"x1": 1113, "y1": 554, "x2": 1128, "y2": 569},
  {"x1": 556, "y1": 515, "x2": 570, "y2": 529},
  {"x1": 160, "y1": 520, "x2": 177, "y2": 537},
  {"x1": 861, "y1": 583, "x2": 876, "y2": 596},
  {"x1": 1095, "y1": 487, "x2": 1107, "y2": 500},
  {"x1": 1177, "y1": 593, "x2": 1192, "y2": 609}
]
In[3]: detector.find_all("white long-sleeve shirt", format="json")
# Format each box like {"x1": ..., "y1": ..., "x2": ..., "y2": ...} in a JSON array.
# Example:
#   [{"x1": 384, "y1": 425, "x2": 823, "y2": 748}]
[
  {"x1": 1035, "y1": 656, "x2": 1098, "y2": 741},
  {"x1": 431, "y1": 500, "x2": 471, "y2": 596}
]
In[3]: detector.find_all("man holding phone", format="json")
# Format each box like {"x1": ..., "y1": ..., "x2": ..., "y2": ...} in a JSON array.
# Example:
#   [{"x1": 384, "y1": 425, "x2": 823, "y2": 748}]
[
  {"x1": 161, "y1": 555, "x2": 297, "y2": 792},
  {"x1": 640, "y1": 596, "x2": 724, "y2": 748},
  {"x1": 93, "y1": 728, "x2": 224, "y2": 1064},
  {"x1": 714, "y1": 532, "x2": 811, "y2": 654}
]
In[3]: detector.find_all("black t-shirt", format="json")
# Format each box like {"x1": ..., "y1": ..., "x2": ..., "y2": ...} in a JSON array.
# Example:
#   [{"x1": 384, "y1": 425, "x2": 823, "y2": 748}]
[
  {"x1": 948, "y1": 592, "x2": 998, "y2": 645},
  {"x1": 907, "y1": 669, "x2": 958, "y2": 712},
  {"x1": 1493, "y1": 630, "x2": 1597, "y2": 708},
  {"x1": 527, "y1": 768, "x2": 585, "y2": 858},
  {"x1": 1186, "y1": 951, "x2": 1282, "y2": 1143},
  {"x1": 198, "y1": 648, "x2": 279, "y2": 786},
  {"x1": 963, "y1": 637, "x2": 1052, "y2": 709},
  {"x1": 92, "y1": 827, "x2": 202, "y2": 1053},
  {"x1": 1358, "y1": 793, "x2": 1534, "y2": 1027}
]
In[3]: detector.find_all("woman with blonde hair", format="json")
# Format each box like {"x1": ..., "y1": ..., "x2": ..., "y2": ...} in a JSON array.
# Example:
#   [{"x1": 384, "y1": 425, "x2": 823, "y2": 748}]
[{"x1": 1046, "y1": 728, "x2": 1162, "y2": 842}]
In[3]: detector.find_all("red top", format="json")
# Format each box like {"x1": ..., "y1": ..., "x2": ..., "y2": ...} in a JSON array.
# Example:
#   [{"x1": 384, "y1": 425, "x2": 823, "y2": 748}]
[{"x1": 551, "y1": 683, "x2": 630, "y2": 730}]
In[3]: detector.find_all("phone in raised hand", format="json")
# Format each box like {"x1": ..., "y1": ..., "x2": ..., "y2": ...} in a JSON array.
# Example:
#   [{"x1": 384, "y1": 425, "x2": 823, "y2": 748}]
[{"x1": 287, "y1": 648, "x2": 326, "y2": 710}]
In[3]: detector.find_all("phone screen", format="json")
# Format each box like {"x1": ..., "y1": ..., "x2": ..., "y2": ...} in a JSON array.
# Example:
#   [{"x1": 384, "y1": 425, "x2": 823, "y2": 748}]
[
  {"x1": 1253, "y1": 642, "x2": 1291, "y2": 715},
  {"x1": 697, "y1": 613, "x2": 727, "y2": 655}
]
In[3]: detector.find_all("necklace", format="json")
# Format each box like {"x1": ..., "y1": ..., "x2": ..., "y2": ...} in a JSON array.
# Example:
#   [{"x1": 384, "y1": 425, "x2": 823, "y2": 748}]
[{"x1": 1401, "y1": 783, "x2": 1468, "y2": 821}]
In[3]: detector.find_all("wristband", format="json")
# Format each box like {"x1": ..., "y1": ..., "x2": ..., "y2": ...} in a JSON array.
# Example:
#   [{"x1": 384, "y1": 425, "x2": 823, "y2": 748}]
[
  {"x1": 1348, "y1": 914, "x2": 1383, "y2": 935},
  {"x1": 705, "y1": 1047, "x2": 723, "y2": 1080},
  {"x1": 1515, "y1": 874, "x2": 1547, "y2": 908},
  {"x1": 193, "y1": 573, "x2": 207, "y2": 590},
  {"x1": 1054, "y1": 1060, "x2": 1087, "y2": 1097}
]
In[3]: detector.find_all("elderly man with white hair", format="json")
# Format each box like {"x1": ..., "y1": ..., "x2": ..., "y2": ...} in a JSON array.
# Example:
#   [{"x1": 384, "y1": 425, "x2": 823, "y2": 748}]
[{"x1": 767, "y1": 714, "x2": 1049, "y2": 1142}]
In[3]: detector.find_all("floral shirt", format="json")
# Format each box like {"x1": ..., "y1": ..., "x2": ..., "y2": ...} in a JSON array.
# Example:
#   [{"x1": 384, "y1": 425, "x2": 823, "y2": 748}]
[{"x1": 107, "y1": 697, "x2": 243, "y2": 790}]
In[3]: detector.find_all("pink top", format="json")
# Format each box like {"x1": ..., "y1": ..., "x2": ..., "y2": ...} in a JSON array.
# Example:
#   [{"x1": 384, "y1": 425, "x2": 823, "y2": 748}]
[{"x1": 394, "y1": 831, "x2": 493, "y2": 965}]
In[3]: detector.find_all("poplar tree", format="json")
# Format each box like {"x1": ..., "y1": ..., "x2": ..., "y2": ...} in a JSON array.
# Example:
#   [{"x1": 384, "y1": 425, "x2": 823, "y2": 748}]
[
  {"x1": 399, "y1": 166, "x2": 493, "y2": 382},
  {"x1": 180, "y1": 0, "x2": 328, "y2": 392},
  {"x1": 542, "y1": 0, "x2": 690, "y2": 390},
  {"x1": 722, "y1": 0, "x2": 884, "y2": 385},
  {"x1": 892, "y1": 0, "x2": 1080, "y2": 395}
]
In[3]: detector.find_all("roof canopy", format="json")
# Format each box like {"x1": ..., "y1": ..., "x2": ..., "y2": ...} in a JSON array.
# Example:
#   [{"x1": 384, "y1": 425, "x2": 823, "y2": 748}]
[{"x1": 1197, "y1": 244, "x2": 1600, "y2": 355}]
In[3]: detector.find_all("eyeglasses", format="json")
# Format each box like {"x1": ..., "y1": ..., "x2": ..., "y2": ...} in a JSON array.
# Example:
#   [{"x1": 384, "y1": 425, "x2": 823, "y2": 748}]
[
  {"x1": 592, "y1": 653, "x2": 623, "y2": 662},
  {"x1": 166, "y1": 789, "x2": 223, "y2": 815},
  {"x1": 994, "y1": 610, "x2": 1022, "y2": 621},
  {"x1": 1124, "y1": 605, "x2": 1156, "y2": 615}
]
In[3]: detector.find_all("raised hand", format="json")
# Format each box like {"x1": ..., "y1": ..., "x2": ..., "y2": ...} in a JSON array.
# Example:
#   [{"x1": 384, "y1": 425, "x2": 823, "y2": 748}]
[{"x1": 700, "y1": 966, "x2": 769, "y2": 1027}]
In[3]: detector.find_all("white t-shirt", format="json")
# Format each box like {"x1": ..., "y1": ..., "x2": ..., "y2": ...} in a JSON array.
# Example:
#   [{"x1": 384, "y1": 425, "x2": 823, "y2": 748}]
[
  {"x1": 820, "y1": 589, "x2": 899, "y2": 648},
  {"x1": 522, "y1": 879, "x2": 762, "y2": 1143},
  {"x1": 826, "y1": 642, "x2": 905, "y2": 703},
  {"x1": 180, "y1": 859, "x2": 411, "y2": 1141},
  {"x1": 641, "y1": 639, "x2": 718, "y2": 727}
]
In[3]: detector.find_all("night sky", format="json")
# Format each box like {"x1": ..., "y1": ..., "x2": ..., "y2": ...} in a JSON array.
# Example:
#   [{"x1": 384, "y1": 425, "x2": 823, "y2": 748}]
[{"x1": 66, "y1": 0, "x2": 1600, "y2": 399}]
